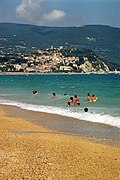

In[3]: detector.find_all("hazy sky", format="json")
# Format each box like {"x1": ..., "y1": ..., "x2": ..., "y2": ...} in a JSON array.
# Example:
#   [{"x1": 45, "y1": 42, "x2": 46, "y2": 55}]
[{"x1": 0, "y1": 0, "x2": 120, "y2": 28}]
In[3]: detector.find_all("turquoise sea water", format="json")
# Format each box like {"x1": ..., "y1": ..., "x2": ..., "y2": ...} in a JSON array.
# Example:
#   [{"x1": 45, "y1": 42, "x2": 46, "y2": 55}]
[{"x1": 0, "y1": 74, "x2": 120, "y2": 128}]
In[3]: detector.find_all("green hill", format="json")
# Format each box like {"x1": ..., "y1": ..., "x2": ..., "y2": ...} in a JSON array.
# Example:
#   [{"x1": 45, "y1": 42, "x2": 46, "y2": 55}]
[{"x1": 0, "y1": 23, "x2": 120, "y2": 66}]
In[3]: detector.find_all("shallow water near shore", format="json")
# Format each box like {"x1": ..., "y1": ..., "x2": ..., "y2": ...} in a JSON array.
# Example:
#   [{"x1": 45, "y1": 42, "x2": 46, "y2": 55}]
[
  {"x1": 4, "y1": 105, "x2": 120, "y2": 147},
  {"x1": 0, "y1": 74, "x2": 120, "y2": 128}
]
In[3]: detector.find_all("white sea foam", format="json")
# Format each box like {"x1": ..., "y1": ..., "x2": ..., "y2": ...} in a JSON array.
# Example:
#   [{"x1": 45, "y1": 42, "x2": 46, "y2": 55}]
[{"x1": 0, "y1": 99, "x2": 120, "y2": 128}]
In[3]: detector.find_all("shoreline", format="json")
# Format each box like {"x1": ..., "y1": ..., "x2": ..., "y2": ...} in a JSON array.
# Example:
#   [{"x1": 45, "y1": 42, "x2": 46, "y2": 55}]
[
  {"x1": 0, "y1": 105, "x2": 120, "y2": 179},
  {"x1": 0, "y1": 71, "x2": 120, "y2": 75},
  {"x1": 2, "y1": 104, "x2": 120, "y2": 147}
]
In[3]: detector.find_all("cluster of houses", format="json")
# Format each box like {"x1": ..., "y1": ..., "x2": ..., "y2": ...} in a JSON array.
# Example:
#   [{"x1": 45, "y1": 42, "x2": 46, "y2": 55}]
[
  {"x1": 1, "y1": 45, "x2": 119, "y2": 74},
  {"x1": 0, "y1": 46, "x2": 82, "y2": 73},
  {"x1": 23, "y1": 46, "x2": 81, "y2": 73}
]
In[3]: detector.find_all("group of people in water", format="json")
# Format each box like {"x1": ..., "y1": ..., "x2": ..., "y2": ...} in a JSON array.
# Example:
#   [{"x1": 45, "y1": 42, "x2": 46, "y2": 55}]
[
  {"x1": 67, "y1": 95, "x2": 80, "y2": 106},
  {"x1": 67, "y1": 93, "x2": 98, "y2": 112},
  {"x1": 51, "y1": 92, "x2": 97, "y2": 105},
  {"x1": 33, "y1": 91, "x2": 97, "y2": 113},
  {"x1": 67, "y1": 93, "x2": 98, "y2": 107},
  {"x1": 67, "y1": 94, "x2": 89, "y2": 113},
  {"x1": 51, "y1": 92, "x2": 81, "y2": 106},
  {"x1": 87, "y1": 93, "x2": 98, "y2": 102}
]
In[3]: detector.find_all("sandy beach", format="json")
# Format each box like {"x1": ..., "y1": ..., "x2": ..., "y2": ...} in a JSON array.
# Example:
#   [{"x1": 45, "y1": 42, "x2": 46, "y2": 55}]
[{"x1": 0, "y1": 105, "x2": 120, "y2": 180}]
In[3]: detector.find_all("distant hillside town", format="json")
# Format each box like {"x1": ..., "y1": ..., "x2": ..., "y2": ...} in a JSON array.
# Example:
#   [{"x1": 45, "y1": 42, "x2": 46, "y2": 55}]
[
  {"x1": 0, "y1": 23, "x2": 120, "y2": 69},
  {"x1": 0, "y1": 45, "x2": 119, "y2": 74},
  {"x1": 0, "y1": 23, "x2": 120, "y2": 73}
]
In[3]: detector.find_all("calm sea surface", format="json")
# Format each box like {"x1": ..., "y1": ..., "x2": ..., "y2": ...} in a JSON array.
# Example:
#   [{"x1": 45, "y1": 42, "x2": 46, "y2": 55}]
[{"x1": 0, "y1": 74, "x2": 120, "y2": 128}]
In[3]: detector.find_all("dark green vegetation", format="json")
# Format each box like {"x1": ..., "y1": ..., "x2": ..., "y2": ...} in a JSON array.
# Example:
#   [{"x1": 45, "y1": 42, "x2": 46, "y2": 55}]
[{"x1": 0, "y1": 23, "x2": 120, "y2": 68}]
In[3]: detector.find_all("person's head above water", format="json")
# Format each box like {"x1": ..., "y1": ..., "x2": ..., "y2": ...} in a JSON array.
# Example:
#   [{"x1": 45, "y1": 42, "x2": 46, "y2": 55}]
[
  {"x1": 70, "y1": 97, "x2": 73, "y2": 101},
  {"x1": 84, "y1": 108, "x2": 88, "y2": 112},
  {"x1": 52, "y1": 92, "x2": 57, "y2": 98}
]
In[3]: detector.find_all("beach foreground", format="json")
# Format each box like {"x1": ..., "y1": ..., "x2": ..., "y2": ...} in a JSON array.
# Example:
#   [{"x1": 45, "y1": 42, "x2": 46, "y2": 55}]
[{"x1": 0, "y1": 106, "x2": 120, "y2": 180}]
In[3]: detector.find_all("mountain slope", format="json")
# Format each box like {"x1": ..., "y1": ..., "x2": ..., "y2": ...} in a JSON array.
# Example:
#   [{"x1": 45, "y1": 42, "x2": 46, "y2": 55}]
[{"x1": 0, "y1": 23, "x2": 120, "y2": 66}]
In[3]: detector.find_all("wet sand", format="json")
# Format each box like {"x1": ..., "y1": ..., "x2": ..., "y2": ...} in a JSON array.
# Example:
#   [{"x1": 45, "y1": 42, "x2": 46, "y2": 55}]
[
  {"x1": 4, "y1": 105, "x2": 120, "y2": 146},
  {"x1": 0, "y1": 105, "x2": 120, "y2": 179}
]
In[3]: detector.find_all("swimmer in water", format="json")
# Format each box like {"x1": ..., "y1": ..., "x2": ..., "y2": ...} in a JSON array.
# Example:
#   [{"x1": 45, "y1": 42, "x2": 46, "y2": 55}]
[
  {"x1": 87, "y1": 93, "x2": 91, "y2": 101},
  {"x1": 74, "y1": 95, "x2": 80, "y2": 106},
  {"x1": 32, "y1": 91, "x2": 38, "y2": 94},
  {"x1": 67, "y1": 97, "x2": 74, "y2": 106},
  {"x1": 91, "y1": 94, "x2": 97, "y2": 101},
  {"x1": 84, "y1": 107, "x2": 88, "y2": 112},
  {"x1": 52, "y1": 92, "x2": 57, "y2": 98}
]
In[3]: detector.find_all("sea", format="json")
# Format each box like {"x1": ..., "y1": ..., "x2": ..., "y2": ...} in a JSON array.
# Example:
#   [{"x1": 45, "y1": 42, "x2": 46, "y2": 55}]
[{"x1": 0, "y1": 74, "x2": 120, "y2": 128}]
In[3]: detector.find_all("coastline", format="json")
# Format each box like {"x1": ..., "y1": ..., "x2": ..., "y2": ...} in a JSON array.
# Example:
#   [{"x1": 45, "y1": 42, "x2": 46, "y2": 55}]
[
  {"x1": 0, "y1": 74, "x2": 119, "y2": 129},
  {"x1": 3, "y1": 104, "x2": 120, "y2": 147},
  {"x1": 0, "y1": 71, "x2": 120, "y2": 75},
  {"x1": 0, "y1": 105, "x2": 120, "y2": 179}
]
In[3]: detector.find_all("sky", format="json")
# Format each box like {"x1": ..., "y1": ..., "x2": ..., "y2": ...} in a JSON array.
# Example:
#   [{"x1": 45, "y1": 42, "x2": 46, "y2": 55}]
[{"x1": 0, "y1": 0, "x2": 120, "y2": 28}]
